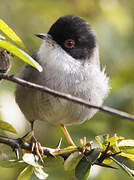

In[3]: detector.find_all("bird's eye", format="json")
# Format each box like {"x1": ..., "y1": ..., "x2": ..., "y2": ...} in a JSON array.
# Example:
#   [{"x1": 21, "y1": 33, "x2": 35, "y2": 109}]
[{"x1": 64, "y1": 39, "x2": 75, "y2": 49}]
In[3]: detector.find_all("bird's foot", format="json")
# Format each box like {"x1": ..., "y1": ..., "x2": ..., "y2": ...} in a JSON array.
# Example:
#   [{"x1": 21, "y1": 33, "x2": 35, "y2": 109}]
[
  {"x1": 21, "y1": 131, "x2": 44, "y2": 162},
  {"x1": 30, "y1": 136, "x2": 44, "y2": 162},
  {"x1": 11, "y1": 131, "x2": 44, "y2": 162}
]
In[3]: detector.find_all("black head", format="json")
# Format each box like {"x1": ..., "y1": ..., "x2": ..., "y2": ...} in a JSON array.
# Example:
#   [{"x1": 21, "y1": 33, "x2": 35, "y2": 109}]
[{"x1": 47, "y1": 15, "x2": 96, "y2": 60}]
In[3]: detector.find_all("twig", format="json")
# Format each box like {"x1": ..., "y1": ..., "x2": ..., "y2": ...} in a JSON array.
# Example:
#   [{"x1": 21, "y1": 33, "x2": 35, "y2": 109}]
[
  {"x1": 0, "y1": 73, "x2": 134, "y2": 121},
  {"x1": 0, "y1": 134, "x2": 51, "y2": 155},
  {"x1": 0, "y1": 134, "x2": 77, "y2": 157}
]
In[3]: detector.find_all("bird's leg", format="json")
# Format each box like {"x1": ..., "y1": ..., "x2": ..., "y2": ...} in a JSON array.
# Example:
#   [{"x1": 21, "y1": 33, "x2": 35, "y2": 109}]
[{"x1": 60, "y1": 124, "x2": 76, "y2": 146}]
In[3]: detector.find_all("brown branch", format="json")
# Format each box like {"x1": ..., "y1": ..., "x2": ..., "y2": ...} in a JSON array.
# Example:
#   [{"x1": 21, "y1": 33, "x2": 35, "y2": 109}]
[{"x1": 0, "y1": 73, "x2": 134, "y2": 121}]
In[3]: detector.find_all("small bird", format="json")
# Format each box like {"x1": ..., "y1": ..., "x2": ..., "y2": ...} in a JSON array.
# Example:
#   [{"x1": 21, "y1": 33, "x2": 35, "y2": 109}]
[{"x1": 15, "y1": 15, "x2": 110, "y2": 147}]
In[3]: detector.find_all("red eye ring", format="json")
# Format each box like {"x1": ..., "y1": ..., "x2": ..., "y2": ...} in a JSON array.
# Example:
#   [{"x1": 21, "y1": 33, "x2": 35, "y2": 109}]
[{"x1": 64, "y1": 39, "x2": 75, "y2": 49}]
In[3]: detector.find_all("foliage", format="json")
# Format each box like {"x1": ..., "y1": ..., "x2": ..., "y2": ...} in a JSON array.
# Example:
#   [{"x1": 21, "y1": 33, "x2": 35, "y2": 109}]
[
  {"x1": 0, "y1": 120, "x2": 16, "y2": 134},
  {"x1": 0, "y1": 19, "x2": 42, "y2": 72},
  {"x1": 1, "y1": 134, "x2": 134, "y2": 180}
]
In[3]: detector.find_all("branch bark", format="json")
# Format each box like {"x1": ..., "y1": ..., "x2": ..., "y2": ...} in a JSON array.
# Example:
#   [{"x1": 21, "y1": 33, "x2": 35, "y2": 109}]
[
  {"x1": 0, "y1": 134, "x2": 77, "y2": 157},
  {"x1": 0, "y1": 73, "x2": 134, "y2": 121}
]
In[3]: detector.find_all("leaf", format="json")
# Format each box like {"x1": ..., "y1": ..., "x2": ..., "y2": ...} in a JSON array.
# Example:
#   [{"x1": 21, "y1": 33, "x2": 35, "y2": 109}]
[
  {"x1": 95, "y1": 134, "x2": 109, "y2": 149},
  {"x1": 0, "y1": 19, "x2": 25, "y2": 49},
  {"x1": 108, "y1": 135, "x2": 124, "y2": 153},
  {"x1": 96, "y1": 134, "x2": 124, "y2": 152},
  {"x1": 120, "y1": 152, "x2": 134, "y2": 161},
  {"x1": 0, "y1": 40, "x2": 42, "y2": 72},
  {"x1": 0, "y1": 159, "x2": 26, "y2": 168},
  {"x1": 75, "y1": 157, "x2": 91, "y2": 180},
  {"x1": 17, "y1": 165, "x2": 34, "y2": 180},
  {"x1": 108, "y1": 134, "x2": 124, "y2": 146},
  {"x1": 75, "y1": 150, "x2": 100, "y2": 180},
  {"x1": 64, "y1": 151, "x2": 83, "y2": 171},
  {"x1": 111, "y1": 155, "x2": 134, "y2": 178},
  {"x1": 23, "y1": 153, "x2": 43, "y2": 168},
  {"x1": 102, "y1": 158, "x2": 113, "y2": 164},
  {"x1": 0, "y1": 34, "x2": 5, "y2": 40},
  {"x1": 34, "y1": 167, "x2": 48, "y2": 180},
  {"x1": 118, "y1": 139, "x2": 134, "y2": 154},
  {"x1": 0, "y1": 120, "x2": 16, "y2": 133},
  {"x1": 43, "y1": 156, "x2": 64, "y2": 169}
]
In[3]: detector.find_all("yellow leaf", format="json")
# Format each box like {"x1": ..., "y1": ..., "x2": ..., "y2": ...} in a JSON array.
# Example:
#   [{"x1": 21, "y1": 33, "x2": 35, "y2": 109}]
[
  {"x1": 0, "y1": 19, "x2": 25, "y2": 49},
  {"x1": 0, "y1": 34, "x2": 5, "y2": 40},
  {"x1": 120, "y1": 152, "x2": 134, "y2": 161},
  {"x1": 117, "y1": 139, "x2": 134, "y2": 154},
  {"x1": 0, "y1": 40, "x2": 42, "y2": 72}
]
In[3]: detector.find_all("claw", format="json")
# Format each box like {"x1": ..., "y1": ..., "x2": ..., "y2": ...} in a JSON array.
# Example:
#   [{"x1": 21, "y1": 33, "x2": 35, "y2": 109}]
[
  {"x1": 35, "y1": 142, "x2": 43, "y2": 163},
  {"x1": 31, "y1": 141, "x2": 35, "y2": 152},
  {"x1": 38, "y1": 142, "x2": 43, "y2": 155}
]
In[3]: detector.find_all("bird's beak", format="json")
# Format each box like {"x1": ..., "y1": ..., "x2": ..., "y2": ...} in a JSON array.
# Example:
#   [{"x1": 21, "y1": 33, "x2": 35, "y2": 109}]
[{"x1": 35, "y1": 33, "x2": 53, "y2": 40}]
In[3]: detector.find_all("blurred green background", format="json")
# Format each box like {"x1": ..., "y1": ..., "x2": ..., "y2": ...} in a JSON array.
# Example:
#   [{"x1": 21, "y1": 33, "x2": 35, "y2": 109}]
[{"x1": 0, "y1": 0, "x2": 134, "y2": 179}]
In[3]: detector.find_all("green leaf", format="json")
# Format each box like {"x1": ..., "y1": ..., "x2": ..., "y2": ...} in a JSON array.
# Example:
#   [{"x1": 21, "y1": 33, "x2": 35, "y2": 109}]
[
  {"x1": 111, "y1": 155, "x2": 134, "y2": 178},
  {"x1": 23, "y1": 153, "x2": 43, "y2": 168},
  {"x1": 17, "y1": 165, "x2": 34, "y2": 180},
  {"x1": 0, "y1": 159, "x2": 26, "y2": 168},
  {"x1": 34, "y1": 167, "x2": 48, "y2": 180},
  {"x1": 0, "y1": 40, "x2": 42, "y2": 72},
  {"x1": 118, "y1": 139, "x2": 134, "y2": 154},
  {"x1": 0, "y1": 34, "x2": 5, "y2": 40},
  {"x1": 0, "y1": 120, "x2": 16, "y2": 133},
  {"x1": 0, "y1": 19, "x2": 25, "y2": 49},
  {"x1": 64, "y1": 151, "x2": 83, "y2": 171},
  {"x1": 75, "y1": 157, "x2": 91, "y2": 180},
  {"x1": 43, "y1": 156, "x2": 64, "y2": 169},
  {"x1": 75, "y1": 150, "x2": 100, "y2": 180}
]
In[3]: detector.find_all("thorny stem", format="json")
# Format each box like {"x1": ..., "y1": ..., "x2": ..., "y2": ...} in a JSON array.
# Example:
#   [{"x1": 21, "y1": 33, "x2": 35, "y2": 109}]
[{"x1": 0, "y1": 135, "x2": 78, "y2": 157}]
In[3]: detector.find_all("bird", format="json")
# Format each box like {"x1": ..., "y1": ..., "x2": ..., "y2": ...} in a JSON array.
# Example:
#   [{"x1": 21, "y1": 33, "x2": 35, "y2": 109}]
[{"x1": 15, "y1": 15, "x2": 110, "y2": 149}]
